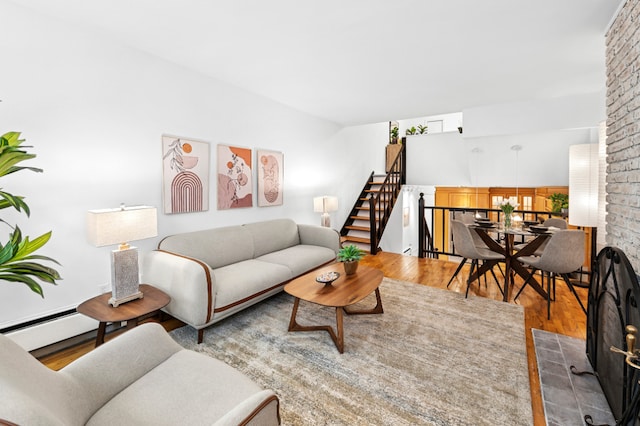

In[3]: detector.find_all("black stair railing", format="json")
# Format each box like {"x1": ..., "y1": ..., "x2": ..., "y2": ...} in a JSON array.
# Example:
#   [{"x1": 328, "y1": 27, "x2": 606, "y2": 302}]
[
  {"x1": 340, "y1": 142, "x2": 406, "y2": 253},
  {"x1": 367, "y1": 143, "x2": 405, "y2": 253}
]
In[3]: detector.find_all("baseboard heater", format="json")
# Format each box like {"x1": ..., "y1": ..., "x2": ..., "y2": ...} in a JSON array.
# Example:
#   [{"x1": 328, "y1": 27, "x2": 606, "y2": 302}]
[{"x1": 1, "y1": 310, "x2": 99, "y2": 353}]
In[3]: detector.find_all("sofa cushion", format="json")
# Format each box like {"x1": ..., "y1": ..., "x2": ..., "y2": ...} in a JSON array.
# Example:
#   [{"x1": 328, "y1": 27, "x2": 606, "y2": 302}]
[
  {"x1": 256, "y1": 245, "x2": 337, "y2": 277},
  {"x1": 159, "y1": 225, "x2": 254, "y2": 269},
  {"x1": 243, "y1": 218, "x2": 300, "y2": 258},
  {"x1": 213, "y1": 260, "x2": 292, "y2": 310},
  {"x1": 86, "y1": 350, "x2": 266, "y2": 426}
]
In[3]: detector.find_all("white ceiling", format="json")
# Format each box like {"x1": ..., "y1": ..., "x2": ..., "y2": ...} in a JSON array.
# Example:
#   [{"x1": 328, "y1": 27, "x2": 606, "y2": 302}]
[{"x1": 13, "y1": 0, "x2": 623, "y2": 126}]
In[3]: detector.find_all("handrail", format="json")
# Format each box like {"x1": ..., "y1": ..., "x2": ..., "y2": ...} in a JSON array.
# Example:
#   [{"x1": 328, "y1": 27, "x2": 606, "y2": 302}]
[
  {"x1": 417, "y1": 196, "x2": 564, "y2": 259},
  {"x1": 367, "y1": 142, "x2": 405, "y2": 253}
]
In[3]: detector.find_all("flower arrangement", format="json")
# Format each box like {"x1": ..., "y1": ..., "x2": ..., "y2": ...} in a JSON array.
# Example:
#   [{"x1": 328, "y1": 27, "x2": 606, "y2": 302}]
[
  {"x1": 498, "y1": 199, "x2": 519, "y2": 215},
  {"x1": 498, "y1": 199, "x2": 519, "y2": 229}
]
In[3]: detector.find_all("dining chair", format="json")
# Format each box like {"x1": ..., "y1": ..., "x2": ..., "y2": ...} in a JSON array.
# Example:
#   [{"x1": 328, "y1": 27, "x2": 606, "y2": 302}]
[
  {"x1": 514, "y1": 216, "x2": 568, "y2": 254},
  {"x1": 542, "y1": 217, "x2": 568, "y2": 229},
  {"x1": 447, "y1": 213, "x2": 493, "y2": 288},
  {"x1": 449, "y1": 220, "x2": 505, "y2": 298},
  {"x1": 514, "y1": 229, "x2": 585, "y2": 319}
]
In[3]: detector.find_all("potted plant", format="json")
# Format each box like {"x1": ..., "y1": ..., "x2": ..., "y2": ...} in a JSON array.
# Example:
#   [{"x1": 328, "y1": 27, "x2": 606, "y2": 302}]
[
  {"x1": 389, "y1": 126, "x2": 399, "y2": 144},
  {"x1": 405, "y1": 126, "x2": 417, "y2": 136},
  {"x1": 0, "y1": 132, "x2": 61, "y2": 296},
  {"x1": 337, "y1": 244, "x2": 365, "y2": 275},
  {"x1": 417, "y1": 124, "x2": 428, "y2": 134},
  {"x1": 549, "y1": 193, "x2": 569, "y2": 216}
]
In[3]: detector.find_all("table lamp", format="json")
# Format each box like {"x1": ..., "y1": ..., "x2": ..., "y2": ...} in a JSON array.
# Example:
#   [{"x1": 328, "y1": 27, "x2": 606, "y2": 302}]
[
  {"x1": 313, "y1": 196, "x2": 338, "y2": 227},
  {"x1": 87, "y1": 205, "x2": 158, "y2": 307}
]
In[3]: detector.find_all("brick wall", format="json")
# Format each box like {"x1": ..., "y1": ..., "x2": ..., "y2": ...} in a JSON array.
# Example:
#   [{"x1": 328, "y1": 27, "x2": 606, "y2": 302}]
[{"x1": 606, "y1": 0, "x2": 640, "y2": 270}]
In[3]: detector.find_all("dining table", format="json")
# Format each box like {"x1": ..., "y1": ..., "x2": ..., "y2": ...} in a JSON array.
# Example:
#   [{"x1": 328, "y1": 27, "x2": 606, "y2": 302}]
[{"x1": 470, "y1": 224, "x2": 556, "y2": 302}]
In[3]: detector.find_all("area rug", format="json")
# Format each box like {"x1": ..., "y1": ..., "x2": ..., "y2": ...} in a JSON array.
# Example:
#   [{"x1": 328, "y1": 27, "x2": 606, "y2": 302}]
[{"x1": 170, "y1": 278, "x2": 532, "y2": 425}]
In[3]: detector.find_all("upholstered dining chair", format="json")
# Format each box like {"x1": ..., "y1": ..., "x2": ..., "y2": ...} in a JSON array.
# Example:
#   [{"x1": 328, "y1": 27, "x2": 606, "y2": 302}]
[
  {"x1": 449, "y1": 220, "x2": 505, "y2": 298},
  {"x1": 514, "y1": 216, "x2": 568, "y2": 254},
  {"x1": 542, "y1": 217, "x2": 568, "y2": 229},
  {"x1": 447, "y1": 212, "x2": 500, "y2": 287},
  {"x1": 515, "y1": 229, "x2": 585, "y2": 319}
]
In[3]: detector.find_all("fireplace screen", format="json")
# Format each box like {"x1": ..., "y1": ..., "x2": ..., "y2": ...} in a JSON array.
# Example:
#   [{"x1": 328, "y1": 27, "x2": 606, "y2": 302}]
[{"x1": 587, "y1": 246, "x2": 640, "y2": 424}]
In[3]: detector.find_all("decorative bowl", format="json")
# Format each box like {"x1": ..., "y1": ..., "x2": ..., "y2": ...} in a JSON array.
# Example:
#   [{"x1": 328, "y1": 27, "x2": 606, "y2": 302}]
[{"x1": 316, "y1": 271, "x2": 340, "y2": 285}]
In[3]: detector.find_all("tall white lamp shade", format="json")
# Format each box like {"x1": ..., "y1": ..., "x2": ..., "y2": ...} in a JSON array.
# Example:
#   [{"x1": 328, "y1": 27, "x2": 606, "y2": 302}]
[
  {"x1": 87, "y1": 205, "x2": 158, "y2": 306},
  {"x1": 569, "y1": 144, "x2": 599, "y2": 274},
  {"x1": 569, "y1": 144, "x2": 599, "y2": 228},
  {"x1": 313, "y1": 196, "x2": 338, "y2": 227}
]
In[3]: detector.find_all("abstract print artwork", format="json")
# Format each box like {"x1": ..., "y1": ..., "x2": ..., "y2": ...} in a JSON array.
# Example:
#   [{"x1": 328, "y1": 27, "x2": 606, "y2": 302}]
[
  {"x1": 217, "y1": 145, "x2": 253, "y2": 209},
  {"x1": 162, "y1": 135, "x2": 210, "y2": 214},
  {"x1": 257, "y1": 150, "x2": 283, "y2": 207}
]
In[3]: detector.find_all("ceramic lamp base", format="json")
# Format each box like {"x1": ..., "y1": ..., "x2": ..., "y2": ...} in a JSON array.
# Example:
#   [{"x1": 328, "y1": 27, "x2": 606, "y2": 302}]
[{"x1": 109, "y1": 246, "x2": 143, "y2": 307}]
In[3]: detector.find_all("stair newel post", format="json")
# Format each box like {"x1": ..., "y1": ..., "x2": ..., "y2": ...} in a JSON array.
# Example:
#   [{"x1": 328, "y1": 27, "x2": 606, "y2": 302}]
[
  {"x1": 369, "y1": 193, "x2": 377, "y2": 254},
  {"x1": 418, "y1": 192, "x2": 425, "y2": 258}
]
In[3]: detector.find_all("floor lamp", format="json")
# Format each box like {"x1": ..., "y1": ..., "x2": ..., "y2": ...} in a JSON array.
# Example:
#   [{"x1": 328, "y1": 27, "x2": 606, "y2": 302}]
[
  {"x1": 87, "y1": 205, "x2": 158, "y2": 306},
  {"x1": 568, "y1": 144, "x2": 599, "y2": 284}
]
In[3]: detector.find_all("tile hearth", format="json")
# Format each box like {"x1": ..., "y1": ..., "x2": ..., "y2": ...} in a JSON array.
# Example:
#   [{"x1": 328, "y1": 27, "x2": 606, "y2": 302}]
[{"x1": 533, "y1": 329, "x2": 615, "y2": 426}]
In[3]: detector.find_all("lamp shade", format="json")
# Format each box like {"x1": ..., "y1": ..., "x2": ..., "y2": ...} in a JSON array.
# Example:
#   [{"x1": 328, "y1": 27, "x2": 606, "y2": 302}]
[
  {"x1": 569, "y1": 144, "x2": 599, "y2": 227},
  {"x1": 313, "y1": 196, "x2": 338, "y2": 213},
  {"x1": 87, "y1": 205, "x2": 158, "y2": 247}
]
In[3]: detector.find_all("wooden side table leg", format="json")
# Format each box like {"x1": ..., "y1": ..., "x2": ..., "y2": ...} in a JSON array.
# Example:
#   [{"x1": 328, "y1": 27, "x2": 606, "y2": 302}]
[{"x1": 96, "y1": 322, "x2": 107, "y2": 347}]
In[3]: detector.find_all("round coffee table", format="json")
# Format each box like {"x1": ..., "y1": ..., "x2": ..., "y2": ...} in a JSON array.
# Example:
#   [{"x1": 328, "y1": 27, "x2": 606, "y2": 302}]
[
  {"x1": 284, "y1": 264, "x2": 384, "y2": 353},
  {"x1": 77, "y1": 284, "x2": 170, "y2": 347}
]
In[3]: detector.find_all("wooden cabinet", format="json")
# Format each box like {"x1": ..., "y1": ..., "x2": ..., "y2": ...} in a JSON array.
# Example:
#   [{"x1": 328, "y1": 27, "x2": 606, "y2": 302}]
[{"x1": 432, "y1": 186, "x2": 591, "y2": 270}]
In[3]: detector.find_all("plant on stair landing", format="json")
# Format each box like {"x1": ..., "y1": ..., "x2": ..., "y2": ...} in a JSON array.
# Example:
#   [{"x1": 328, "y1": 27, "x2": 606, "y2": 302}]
[
  {"x1": 0, "y1": 132, "x2": 61, "y2": 297},
  {"x1": 337, "y1": 244, "x2": 365, "y2": 275}
]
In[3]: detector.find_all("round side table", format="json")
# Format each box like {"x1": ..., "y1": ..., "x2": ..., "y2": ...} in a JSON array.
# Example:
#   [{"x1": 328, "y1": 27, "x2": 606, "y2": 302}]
[{"x1": 77, "y1": 284, "x2": 170, "y2": 347}]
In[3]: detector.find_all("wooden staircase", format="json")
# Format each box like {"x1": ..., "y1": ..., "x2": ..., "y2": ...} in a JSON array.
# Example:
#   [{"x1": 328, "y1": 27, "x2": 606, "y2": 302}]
[{"x1": 340, "y1": 143, "x2": 405, "y2": 253}]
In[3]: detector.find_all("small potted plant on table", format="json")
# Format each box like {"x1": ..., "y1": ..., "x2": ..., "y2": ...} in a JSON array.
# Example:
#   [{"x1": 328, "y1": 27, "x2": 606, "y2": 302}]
[{"x1": 337, "y1": 244, "x2": 365, "y2": 275}]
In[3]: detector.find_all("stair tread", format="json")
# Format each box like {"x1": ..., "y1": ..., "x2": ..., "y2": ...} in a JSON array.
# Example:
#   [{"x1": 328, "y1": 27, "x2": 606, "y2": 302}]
[
  {"x1": 342, "y1": 236, "x2": 371, "y2": 244},
  {"x1": 346, "y1": 226, "x2": 370, "y2": 232}
]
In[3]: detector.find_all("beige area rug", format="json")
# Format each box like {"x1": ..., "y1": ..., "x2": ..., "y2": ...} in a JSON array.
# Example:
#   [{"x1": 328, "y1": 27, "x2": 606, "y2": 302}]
[{"x1": 169, "y1": 278, "x2": 532, "y2": 425}]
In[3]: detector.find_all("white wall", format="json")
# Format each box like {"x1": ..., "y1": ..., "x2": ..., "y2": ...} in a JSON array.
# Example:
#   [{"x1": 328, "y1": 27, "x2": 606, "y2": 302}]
[
  {"x1": 406, "y1": 129, "x2": 598, "y2": 187},
  {"x1": 0, "y1": 1, "x2": 387, "y2": 335},
  {"x1": 463, "y1": 92, "x2": 606, "y2": 138}
]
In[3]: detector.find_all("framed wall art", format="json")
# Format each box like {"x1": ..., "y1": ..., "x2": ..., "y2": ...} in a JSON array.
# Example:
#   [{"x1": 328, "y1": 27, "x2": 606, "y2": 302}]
[
  {"x1": 217, "y1": 144, "x2": 253, "y2": 209},
  {"x1": 162, "y1": 135, "x2": 210, "y2": 214},
  {"x1": 257, "y1": 149, "x2": 283, "y2": 207}
]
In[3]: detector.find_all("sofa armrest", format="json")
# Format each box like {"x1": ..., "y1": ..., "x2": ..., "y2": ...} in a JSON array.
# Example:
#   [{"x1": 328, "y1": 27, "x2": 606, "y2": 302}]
[
  {"x1": 212, "y1": 390, "x2": 280, "y2": 426},
  {"x1": 298, "y1": 224, "x2": 340, "y2": 254},
  {"x1": 61, "y1": 323, "x2": 182, "y2": 413},
  {"x1": 142, "y1": 250, "x2": 217, "y2": 328}
]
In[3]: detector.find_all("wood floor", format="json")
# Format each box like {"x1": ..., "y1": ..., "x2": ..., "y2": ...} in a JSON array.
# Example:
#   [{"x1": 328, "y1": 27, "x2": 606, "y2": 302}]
[{"x1": 38, "y1": 252, "x2": 588, "y2": 426}]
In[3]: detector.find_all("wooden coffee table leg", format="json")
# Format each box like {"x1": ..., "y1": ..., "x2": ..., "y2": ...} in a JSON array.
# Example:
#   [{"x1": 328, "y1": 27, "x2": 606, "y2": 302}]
[
  {"x1": 288, "y1": 297, "x2": 302, "y2": 331},
  {"x1": 344, "y1": 288, "x2": 384, "y2": 315},
  {"x1": 287, "y1": 297, "x2": 344, "y2": 353}
]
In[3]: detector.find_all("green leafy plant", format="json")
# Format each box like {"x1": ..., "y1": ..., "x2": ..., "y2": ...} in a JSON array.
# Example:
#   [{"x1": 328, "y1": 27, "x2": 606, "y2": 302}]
[
  {"x1": 337, "y1": 244, "x2": 365, "y2": 262},
  {"x1": 405, "y1": 126, "x2": 417, "y2": 135},
  {"x1": 389, "y1": 126, "x2": 399, "y2": 144},
  {"x1": 0, "y1": 132, "x2": 61, "y2": 297},
  {"x1": 417, "y1": 124, "x2": 428, "y2": 134},
  {"x1": 549, "y1": 193, "x2": 569, "y2": 213}
]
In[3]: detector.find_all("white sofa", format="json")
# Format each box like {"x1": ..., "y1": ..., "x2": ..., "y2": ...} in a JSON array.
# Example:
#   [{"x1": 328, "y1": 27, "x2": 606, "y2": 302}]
[
  {"x1": 142, "y1": 218, "x2": 340, "y2": 343},
  {"x1": 0, "y1": 323, "x2": 280, "y2": 426}
]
